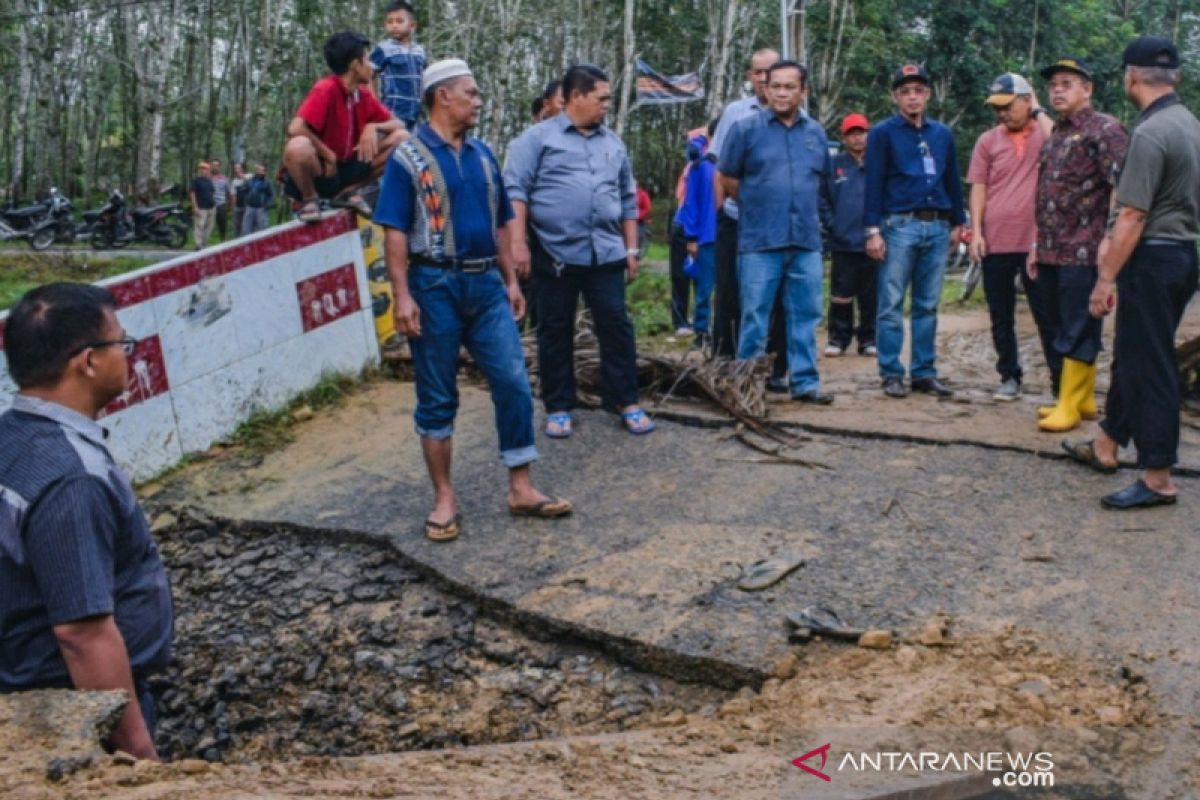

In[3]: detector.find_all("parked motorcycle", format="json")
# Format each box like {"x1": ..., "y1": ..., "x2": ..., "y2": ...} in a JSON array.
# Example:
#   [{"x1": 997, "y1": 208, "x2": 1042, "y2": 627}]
[
  {"x1": 0, "y1": 196, "x2": 57, "y2": 251},
  {"x1": 89, "y1": 190, "x2": 190, "y2": 250},
  {"x1": 130, "y1": 202, "x2": 189, "y2": 248},
  {"x1": 44, "y1": 187, "x2": 81, "y2": 243},
  {"x1": 88, "y1": 190, "x2": 134, "y2": 249}
]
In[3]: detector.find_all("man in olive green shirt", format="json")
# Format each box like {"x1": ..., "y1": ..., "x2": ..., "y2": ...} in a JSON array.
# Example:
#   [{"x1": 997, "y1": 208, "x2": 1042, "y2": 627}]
[{"x1": 1063, "y1": 35, "x2": 1200, "y2": 510}]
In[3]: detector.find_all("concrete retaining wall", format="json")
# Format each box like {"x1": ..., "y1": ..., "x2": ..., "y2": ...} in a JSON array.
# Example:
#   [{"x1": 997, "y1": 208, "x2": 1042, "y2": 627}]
[{"x1": 0, "y1": 212, "x2": 379, "y2": 480}]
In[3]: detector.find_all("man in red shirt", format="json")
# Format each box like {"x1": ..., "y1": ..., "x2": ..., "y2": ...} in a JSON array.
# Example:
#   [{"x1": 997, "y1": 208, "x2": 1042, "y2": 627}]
[{"x1": 282, "y1": 31, "x2": 408, "y2": 222}]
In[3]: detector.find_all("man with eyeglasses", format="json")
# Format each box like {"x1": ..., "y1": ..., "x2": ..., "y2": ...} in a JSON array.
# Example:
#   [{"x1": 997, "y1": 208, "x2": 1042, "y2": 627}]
[
  {"x1": 1029, "y1": 57, "x2": 1128, "y2": 433},
  {"x1": 708, "y1": 48, "x2": 789, "y2": 391},
  {"x1": 865, "y1": 63, "x2": 967, "y2": 400},
  {"x1": 967, "y1": 73, "x2": 1055, "y2": 403},
  {"x1": 0, "y1": 283, "x2": 173, "y2": 762}
]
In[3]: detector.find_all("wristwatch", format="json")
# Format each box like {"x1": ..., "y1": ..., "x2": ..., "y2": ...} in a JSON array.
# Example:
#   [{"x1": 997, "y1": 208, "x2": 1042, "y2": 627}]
[
  {"x1": 1031, "y1": 108, "x2": 1045, "y2": 119},
  {"x1": 626, "y1": 248, "x2": 641, "y2": 258},
  {"x1": 865, "y1": 226, "x2": 882, "y2": 238}
]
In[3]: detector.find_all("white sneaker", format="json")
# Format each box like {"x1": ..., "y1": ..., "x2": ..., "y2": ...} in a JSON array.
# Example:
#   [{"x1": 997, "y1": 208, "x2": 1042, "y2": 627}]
[
  {"x1": 675, "y1": 326, "x2": 694, "y2": 337},
  {"x1": 993, "y1": 378, "x2": 1021, "y2": 402},
  {"x1": 824, "y1": 344, "x2": 844, "y2": 357},
  {"x1": 860, "y1": 344, "x2": 878, "y2": 356}
]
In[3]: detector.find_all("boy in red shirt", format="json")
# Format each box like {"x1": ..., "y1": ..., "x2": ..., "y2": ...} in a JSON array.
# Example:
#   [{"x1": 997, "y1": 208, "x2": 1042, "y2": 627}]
[{"x1": 282, "y1": 31, "x2": 408, "y2": 222}]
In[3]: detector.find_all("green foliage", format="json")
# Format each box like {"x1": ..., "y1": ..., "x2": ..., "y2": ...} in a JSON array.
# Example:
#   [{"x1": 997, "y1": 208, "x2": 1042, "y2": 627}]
[
  {"x1": 627, "y1": 270, "x2": 674, "y2": 338},
  {"x1": 0, "y1": 253, "x2": 156, "y2": 310},
  {"x1": 229, "y1": 370, "x2": 375, "y2": 454}
]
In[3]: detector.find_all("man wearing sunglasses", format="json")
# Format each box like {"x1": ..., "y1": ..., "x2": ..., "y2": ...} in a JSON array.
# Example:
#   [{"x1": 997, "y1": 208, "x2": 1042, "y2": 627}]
[{"x1": 0, "y1": 283, "x2": 173, "y2": 762}]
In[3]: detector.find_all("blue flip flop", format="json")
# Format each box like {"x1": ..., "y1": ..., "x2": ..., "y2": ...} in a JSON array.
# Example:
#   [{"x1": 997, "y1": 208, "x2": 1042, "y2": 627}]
[
  {"x1": 545, "y1": 412, "x2": 573, "y2": 439},
  {"x1": 621, "y1": 407, "x2": 655, "y2": 435}
]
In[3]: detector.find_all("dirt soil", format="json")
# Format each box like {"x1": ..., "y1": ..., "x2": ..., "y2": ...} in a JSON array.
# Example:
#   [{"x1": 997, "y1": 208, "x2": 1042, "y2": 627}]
[{"x1": 5, "y1": 304, "x2": 1198, "y2": 799}]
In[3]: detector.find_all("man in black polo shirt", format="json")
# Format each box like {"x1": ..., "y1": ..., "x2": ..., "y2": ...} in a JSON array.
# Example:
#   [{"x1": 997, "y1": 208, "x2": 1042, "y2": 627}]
[
  {"x1": 1063, "y1": 36, "x2": 1200, "y2": 509},
  {"x1": 0, "y1": 283, "x2": 173, "y2": 760}
]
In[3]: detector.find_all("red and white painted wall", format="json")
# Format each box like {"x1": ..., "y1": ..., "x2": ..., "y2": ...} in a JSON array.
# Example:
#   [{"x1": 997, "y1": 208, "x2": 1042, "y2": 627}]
[{"x1": 0, "y1": 212, "x2": 379, "y2": 480}]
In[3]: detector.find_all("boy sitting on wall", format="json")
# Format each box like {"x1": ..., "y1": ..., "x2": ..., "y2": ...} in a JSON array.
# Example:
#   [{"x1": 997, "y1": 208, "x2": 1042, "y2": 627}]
[{"x1": 281, "y1": 31, "x2": 408, "y2": 222}]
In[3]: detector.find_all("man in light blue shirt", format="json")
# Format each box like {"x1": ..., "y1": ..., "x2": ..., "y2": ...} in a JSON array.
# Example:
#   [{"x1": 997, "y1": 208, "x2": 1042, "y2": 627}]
[
  {"x1": 708, "y1": 48, "x2": 779, "y2": 360},
  {"x1": 719, "y1": 60, "x2": 833, "y2": 404},
  {"x1": 505, "y1": 65, "x2": 653, "y2": 438}
]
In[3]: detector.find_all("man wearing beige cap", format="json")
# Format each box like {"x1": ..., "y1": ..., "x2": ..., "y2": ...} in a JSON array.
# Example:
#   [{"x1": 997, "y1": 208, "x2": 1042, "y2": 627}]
[
  {"x1": 967, "y1": 73, "x2": 1054, "y2": 402},
  {"x1": 375, "y1": 58, "x2": 572, "y2": 541}
]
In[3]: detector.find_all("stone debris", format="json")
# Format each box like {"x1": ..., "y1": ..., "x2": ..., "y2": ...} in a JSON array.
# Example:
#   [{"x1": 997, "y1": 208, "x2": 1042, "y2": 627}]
[
  {"x1": 857, "y1": 630, "x2": 893, "y2": 650},
  {"x1": 150, "y1": 524, "x2": 728, "y2": 762}
]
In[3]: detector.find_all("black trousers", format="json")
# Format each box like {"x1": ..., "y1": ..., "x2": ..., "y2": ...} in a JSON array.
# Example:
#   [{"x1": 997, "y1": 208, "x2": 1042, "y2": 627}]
[
  {"x1": 533, "y1": 253, "x2": 639, "y2": 413},
  {"x1": 828, "y1": 251, "x2": 877, "y2": 350},
  {"x1": 712, "y1": 210, "x2": 741, "y2": 356},
  {"x1": 983, "y1": 252, "x2": 1054, "y2": 384},
  {"x1": 668, "y1": 221, "x2": 693, "y2": 330},
  {"x1": 1101, "y1": 242, "x2": 1199, "y2": 469},
  {"x1": 1038, "y1": 263, "x2": 1103, "y2": 373},
  {"x1": 712, "y1": 210, "x2": 787, "y2": 377}
]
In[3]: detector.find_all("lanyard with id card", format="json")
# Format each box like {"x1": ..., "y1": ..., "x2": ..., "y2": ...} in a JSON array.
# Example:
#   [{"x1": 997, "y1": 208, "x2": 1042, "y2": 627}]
[{"x1": 918, "y1": 137, "x2": 936, "y2": 177}]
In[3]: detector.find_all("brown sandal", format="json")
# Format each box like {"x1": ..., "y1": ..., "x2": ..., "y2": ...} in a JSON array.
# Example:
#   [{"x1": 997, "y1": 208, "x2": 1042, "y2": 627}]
[
  {"x1": 508, "y1": 497, "x2": 573, "y2": 518},
  {"x1": 297, "y1": 198, "x2": 322, "y2": 223},
  {"x1": 424, "y1": 514, "x2": 461, "y2": 542}
]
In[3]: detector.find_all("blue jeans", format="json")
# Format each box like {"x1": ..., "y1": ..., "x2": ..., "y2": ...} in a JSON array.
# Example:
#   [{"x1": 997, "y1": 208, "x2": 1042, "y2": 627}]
[
  {"x1": 877, "y1": 215, "x2": 950, "y2": 379},
  {"x1": 736, "y1": 248, "x2": 823, "y2": 395},
  {"x1": 241, "y1": 207, "x2": 269, "y2": 236},
  {"x1": 693, "y1": 243, "x2": 716, "y2": 334},
  {"x1": 407, "y1": 265, "x2": 538, "y2": 468}
]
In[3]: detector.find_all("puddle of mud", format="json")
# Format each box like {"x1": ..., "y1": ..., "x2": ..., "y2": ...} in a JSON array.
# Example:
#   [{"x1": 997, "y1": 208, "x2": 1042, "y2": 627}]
[{"x1": 150, "y1": 520, "x2": 731, "y2": 762}]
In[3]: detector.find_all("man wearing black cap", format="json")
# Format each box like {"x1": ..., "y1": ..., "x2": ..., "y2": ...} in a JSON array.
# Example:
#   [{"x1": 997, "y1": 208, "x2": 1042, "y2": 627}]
[
  {"x1": 1029, "y1": 56, "x2": 1127, "y2": 433},
  {"x1": 1063, "y1": 36, "x2": 1200, "y2": 509},
  {"x1": 864, "y1": 63, "x2": 966, "y2": 399}
]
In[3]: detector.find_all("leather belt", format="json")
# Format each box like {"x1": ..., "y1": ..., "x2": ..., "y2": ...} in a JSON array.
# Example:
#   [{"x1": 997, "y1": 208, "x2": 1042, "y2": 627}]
[
  {"x1": 411, "y1": 256, "x2": 498, "y2": 273},
  {"x1": 1140, "y1": 237, "x2": 1191, "y2": 248},
  {"x1": 896, "y1": 209, "x2": 953, "y2": 222}
]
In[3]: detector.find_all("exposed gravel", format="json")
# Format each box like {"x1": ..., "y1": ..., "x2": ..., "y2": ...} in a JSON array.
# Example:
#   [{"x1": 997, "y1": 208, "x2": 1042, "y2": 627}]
[{"x1": 151, "y1": 521, "x2": 729, "y2": 762}]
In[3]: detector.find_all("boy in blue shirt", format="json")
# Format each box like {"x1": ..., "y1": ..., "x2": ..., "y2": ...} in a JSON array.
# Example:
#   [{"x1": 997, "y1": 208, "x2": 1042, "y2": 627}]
[{"x1": 370, "y1": 1, "x2": 426, "y2": 130}]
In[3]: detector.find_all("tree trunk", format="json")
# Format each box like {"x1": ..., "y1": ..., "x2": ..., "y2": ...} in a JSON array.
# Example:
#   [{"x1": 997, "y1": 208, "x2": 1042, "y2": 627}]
[
  {"x1": 9, "y1": 0, "x2": 33, "y2": 197},
  {"x1": 614, "y1": 0, "x2": 636, "y2": 137},
  {"x1": 707, "y1": 0, "x2": 739, "y2": 117}
]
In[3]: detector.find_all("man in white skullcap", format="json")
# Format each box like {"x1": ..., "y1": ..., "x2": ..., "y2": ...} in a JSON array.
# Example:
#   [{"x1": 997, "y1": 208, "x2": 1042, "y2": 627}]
[{"x1": 374, "y1": 58, "x2": 573, "y2": 543}]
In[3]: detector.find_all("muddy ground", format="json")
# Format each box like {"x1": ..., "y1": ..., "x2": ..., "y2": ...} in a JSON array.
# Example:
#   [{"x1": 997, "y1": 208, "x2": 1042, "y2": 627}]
[
  {"x1": 4, "y1": 303, "x2": 1200, "y2": 799},
  {"x1": 3, "y1": 520, "x2": 1172, "y2": 800}
]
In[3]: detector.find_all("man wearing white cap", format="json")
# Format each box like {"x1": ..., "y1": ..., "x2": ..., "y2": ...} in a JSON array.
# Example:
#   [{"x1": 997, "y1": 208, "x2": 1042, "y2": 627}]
[
  {"x1": 967, "y1": 73, "x2": 1055, "y2": 402},
  {"x1": 374, "y1": 58, "x2": 572, "y2": 543}
]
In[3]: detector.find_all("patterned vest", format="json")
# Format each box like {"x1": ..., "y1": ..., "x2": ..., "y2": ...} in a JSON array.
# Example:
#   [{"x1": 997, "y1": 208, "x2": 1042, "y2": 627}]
[{"x1": 392, "y1": 135, "x2": 499, "y2": 260}]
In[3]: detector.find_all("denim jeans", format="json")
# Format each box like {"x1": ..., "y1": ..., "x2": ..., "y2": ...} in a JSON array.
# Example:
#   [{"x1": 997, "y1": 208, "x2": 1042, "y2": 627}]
[
  {"x1": 533, "y1": 260, "x2": 639, "y2": 413},
  {"x1": 737, "y1": 248, "x2": 823, "y2": 395},
  {"x1": 241, "y1": 207, "x2": 270, "y2": 236},
  {"x1": 877, "y1": 215, "x2": 950, "y2": 380},
  {"x1": 407, "y1": 265, "x2": 538, "y2": 468},
  {"x1": 692, "y1": 244, "x2": 716, "y2": 334}
]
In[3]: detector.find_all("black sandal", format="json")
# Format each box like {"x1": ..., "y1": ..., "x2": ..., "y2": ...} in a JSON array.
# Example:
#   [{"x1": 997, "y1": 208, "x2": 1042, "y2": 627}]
[{"x1": 1061, "y1": 439, "x2": 1118, "y2": 474}]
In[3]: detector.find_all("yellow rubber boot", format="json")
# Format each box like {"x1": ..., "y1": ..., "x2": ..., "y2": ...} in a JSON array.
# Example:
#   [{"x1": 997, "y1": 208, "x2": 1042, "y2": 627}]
[
  {"x1": 1078, "y1": 362, "x2": 1098, "y2": 420},
  {"x1": 1038, "y1": 358, "x2": 1087, "y2": 432},
  {"x1": 1038, "y1": 363, "x2": 1099, "y2": 420}
]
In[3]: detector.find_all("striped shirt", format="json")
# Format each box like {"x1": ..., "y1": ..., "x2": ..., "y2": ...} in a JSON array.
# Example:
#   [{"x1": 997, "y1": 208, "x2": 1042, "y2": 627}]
[
  {"x1": 370, "y1": 39, "x2": 426, "y2": 125},
  {"x1": 0, "y1": 395, "x2": 173, "y2": 690}
]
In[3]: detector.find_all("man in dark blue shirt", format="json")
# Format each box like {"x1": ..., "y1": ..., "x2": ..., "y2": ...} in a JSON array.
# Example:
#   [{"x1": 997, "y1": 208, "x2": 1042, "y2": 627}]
[
  {"x1": 375, "y1": 58, "x2": 571, "y2": 542},
  {"x1": 719, "y1": 60, "x2": 833, "y2": 403},
  {"x1": 864, "y1": 63, "x2": 966, "y2": 398},
  {"x1": 0, "y1": 283, "x2": 173, "y2": 761},
  {"x1": 823, "y1": 113, "x2": 875, "y2": 357}
]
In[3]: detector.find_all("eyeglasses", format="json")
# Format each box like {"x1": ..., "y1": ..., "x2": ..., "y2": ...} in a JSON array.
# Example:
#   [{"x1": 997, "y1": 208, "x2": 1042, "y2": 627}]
[{"x1": 70, "y1": 336, "x2": 138, "y2": 357}]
